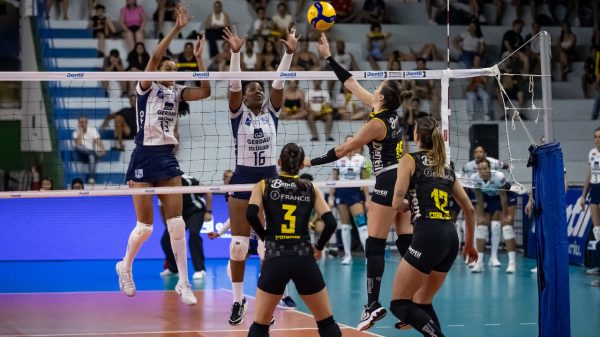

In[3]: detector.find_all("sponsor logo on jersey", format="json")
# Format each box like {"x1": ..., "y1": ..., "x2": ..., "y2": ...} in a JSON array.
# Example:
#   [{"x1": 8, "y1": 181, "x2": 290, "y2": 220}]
[
  {"x1": 66, "y1": 72, "x2": 84, "y2": 78},
  {"x1": 253, "y1": 128, "x2": 264, "y2": 138},
  {"x1": 192, "y1": 71, "x2": 209, "y2": 78},
  {"x1": 279, "y1": 71, "x2": 297, "y2": 78},
  {"x1": 373, "y1": 188, "x2": 388, "y2": 196},
  {"x1": 408, "y1": 246, "x2": 422, "y2": 259},
  {"x1": 281, "y1": 194, "x2": 311, "y2": 202},
  {"x1": 259, "y1": 114, "x2": 270, "y2": 124},
  {"x1": 271, "y1": 179, "x2": 296, "y2": 189},
  {"x1": 135, "y1": 169, "x2": 144, "y2": 179},
  {"x1": 244, "y1": 116, "x2": 252, "y2": 126},
  {"x1": 364, "y1": 71, "x2": 387, "y2": 79},
  {"x1": 156, "y1": 90, "x2": 164, "y2": 99},
  {"x1": 403, "y1": 70, "x2": 426, "y2": 78}
]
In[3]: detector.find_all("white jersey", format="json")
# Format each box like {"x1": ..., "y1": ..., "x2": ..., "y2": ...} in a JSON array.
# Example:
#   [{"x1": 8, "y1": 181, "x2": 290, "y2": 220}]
[
  {"x1": 135, "y1": 82, "x2": 186, "y2": 146},
  {"x1": 335, "y1": 154, "x2": 365, "y2": 181},
  {"x1": 462, "y1": 157, "x2": 504, "y2": 176},
  {"x1": 589, "y1": 148, "x2": 600, "y2": 184},
  {"x1": 230, "y1": 100, "x2": 280, "y2": 168},
  {"x1": 472, "y1": 171, "x2": 507, "y2": 197}
]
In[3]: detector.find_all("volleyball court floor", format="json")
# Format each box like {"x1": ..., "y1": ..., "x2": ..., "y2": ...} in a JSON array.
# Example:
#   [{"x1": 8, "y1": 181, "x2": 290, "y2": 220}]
[{"x1": 0, "y1": 255, "x2": 598, "y2": 337}]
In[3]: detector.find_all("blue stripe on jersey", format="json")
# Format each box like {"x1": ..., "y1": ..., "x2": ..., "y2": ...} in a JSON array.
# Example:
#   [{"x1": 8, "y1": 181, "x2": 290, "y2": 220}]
[
  {"x1": 135, "y1": 88, "x2": 152, "y2": 146},
  {"x1": 231, "y1": 113, "x2": 243, "y2": 164}
]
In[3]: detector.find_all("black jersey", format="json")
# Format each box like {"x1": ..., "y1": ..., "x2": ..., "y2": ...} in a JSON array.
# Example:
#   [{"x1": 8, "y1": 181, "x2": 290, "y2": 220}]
[
  {"x1": 262, "y1": 175, "x2": 315, "y2": 247},
  {"x1": 181, "y1": 175, "x2": 207, "y2": 218},
  {"x1": 367, "y1": 109, "x2": 404, "y2": 175},
  {"x1": 407, "y1": 151, "x2": 456, "y2": 224}
]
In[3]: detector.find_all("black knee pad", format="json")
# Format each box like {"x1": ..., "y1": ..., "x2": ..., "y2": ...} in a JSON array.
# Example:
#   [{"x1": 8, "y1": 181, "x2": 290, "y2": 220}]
[
  {"x1": 365, "y1": 237, "x2": 387, "y2": 258},
  {"x1": 317, "y1": 316, "x2": 341, "y2": 337},
  {"x1": 248, "y1": 322, "x2": 270, "y2": 337},
  {"x1": 395, "y1": 234, "x2": 413, "y2": 257},
  {"x1": 390, "y1": 299, "x2": 415, "y2": 322}
]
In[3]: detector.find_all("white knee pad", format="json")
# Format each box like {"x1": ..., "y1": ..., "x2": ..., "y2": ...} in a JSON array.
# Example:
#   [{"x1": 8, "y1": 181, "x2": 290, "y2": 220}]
[
  {"x1": 134, "y1": 221, "x2": 153, "y2": 239},
  {"x1": 166, "y1": 216, "x2": 186, "y2": 240},
  {"x1": 475, "y1": 225, "x2": 489, "y2": 240},
  {"x1": 491, "y1": 221, "x2": 501, "y2": 236},
  {"x1": 594, "y1": 226, "x2": 600, "y2": 241},
  {"x1": 502, "y1": 225, "x2": 516, "y2": 241},
  {"x1": 230, "y1": 235, "x2": 249, "y2": 261},
  {"x1": 257, "y1": 239, "x2": 265, "y2": 261}
]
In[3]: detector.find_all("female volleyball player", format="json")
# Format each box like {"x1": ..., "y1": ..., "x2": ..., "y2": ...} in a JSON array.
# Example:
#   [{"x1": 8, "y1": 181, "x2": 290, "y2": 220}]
[
  {"x1": 389, "y1": 117, "x2": 478, "y2": 337},
  {"x1": 581, "y1": 127, "x2": 600, "y2": 246},
  {"x1": 115, "y1": 3, "x2": 210, "y2": 305},
  {"x1": 246, "y1": 143, "x2": 342, "y2": 337},
  {"x1": 222, "y1": 25, "x2": 298, "y2": 325},
  {"x1": 305, "y1": 33, "x2": 413, "y2": 331},
  {"x1": 331, "y1": 135, "x2": 369, "y2": 264}
]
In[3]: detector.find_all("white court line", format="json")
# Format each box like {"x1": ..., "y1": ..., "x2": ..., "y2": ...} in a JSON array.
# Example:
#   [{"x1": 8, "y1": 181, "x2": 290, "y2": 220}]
[
  {"x1": 484, "y1": 323, "x2": 502, "y2": 326},
  {"x1": 520, "y1": 322, "x2": 537, "y2": 325},
  {"x1": 447, "y1": 324, "x2": 466, "y2": 327},
  {"x1": 0, "y1": 289, "x2": 214, "y2": 295}
]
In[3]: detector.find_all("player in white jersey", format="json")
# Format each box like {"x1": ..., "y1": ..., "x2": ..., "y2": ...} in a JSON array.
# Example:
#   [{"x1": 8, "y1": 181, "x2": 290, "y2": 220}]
[
  {"x1": 580, "y1": 127, "x2": 600, "y2": 246},
  {"x1": 471, "y1": 159, "x2": 518, "y2": 273},
  {"x1": 461, "y1": 145, "x2": 509, "y2": 186},
  {"x1": 116, "y1": 4, "x2": 210, "y2": 306},
  {"x1": 222, "y1": 26, "x2": 298, "y2": 326},
  {"x1": 331, "y1": 135, "x2": 369, "y2": 264}
]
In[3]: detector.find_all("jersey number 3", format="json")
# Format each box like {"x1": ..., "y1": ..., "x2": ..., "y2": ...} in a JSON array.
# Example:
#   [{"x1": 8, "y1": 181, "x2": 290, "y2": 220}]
[
  {"x1": 281, "y1": 204, "x2": 296, "y2": 234},
  {"x1": 430, "y1": 188, "x2": 451, "y2": 220}
]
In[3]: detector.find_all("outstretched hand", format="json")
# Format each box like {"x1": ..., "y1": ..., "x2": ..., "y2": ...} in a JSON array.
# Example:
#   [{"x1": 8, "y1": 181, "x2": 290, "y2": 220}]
[
  {"x1": 463, "y1": 245, "x2": 478, "y2": 264},
  {"x1": 194, "y1": 34, "x2": 206, "y2": 59},
  {"x1": 174, "y1": 3, "x2": 192, "y2": 30},
  {"x1": 222, "y1": 26, "x2": 247, "y2": 53},
  {"x1": 280, "y1": 26, "x2": 300, "y2": 54},
  {"x1": 317, "y1": 33, "x2": 332, "y2": 59}
]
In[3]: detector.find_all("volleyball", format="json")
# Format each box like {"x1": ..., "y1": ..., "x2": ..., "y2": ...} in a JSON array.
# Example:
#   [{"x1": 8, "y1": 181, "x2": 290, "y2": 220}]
[{"x1": 307, "y1": 1, "x2": 336, "y2": 30}]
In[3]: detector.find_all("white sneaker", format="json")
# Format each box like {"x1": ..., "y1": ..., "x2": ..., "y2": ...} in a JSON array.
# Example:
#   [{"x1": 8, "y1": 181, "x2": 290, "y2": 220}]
[
  {"x1": 471, "y1": 263, "x2": 485, "y2": 273},
  {"x1": 160, "y1": 269, "x2": 178, "y2": 277},
  {"x1": 175, "y1": 281, "x2": 197, "y2": 305},
  {"x1": 530, "y1": 267, "x2": 538, "y2": 273},
  {"x1": 192, "y1": 270, "x2": 206, "y2": 280},
  {"x1": 341, "y1": 255, "x2": 352, "y2": 265},
  {"x1": 489, "y1": 257, "x2": 502, "y2": 267},
  {"x1": 468, "y1": 260, "x2": 477, "y2": 268},
  {"x1": 585, "y1": 267, "x2": 600, "y2": 275},
  {"x1": 116, "y1": 261, "x2": 136, "y2": 297},
  {"x1": 506, "y1": 262, "x2": 516, "y2": 274}
]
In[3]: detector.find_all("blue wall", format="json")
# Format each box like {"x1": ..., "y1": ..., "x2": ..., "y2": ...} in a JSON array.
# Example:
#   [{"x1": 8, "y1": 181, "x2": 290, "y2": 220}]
[{"x1": 0, "y1": 195, "x2": 232, "y2": 260}]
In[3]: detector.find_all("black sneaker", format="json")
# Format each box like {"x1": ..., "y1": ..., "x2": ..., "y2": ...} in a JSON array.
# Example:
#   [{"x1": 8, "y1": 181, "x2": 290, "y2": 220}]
[
  {"x1": 228, "y1": 297, "x2": 247, "y2": 326},
  {"x1": 280, "y1": 296, "x2": 297, "y2": 309},
  {"x1": 356, "y1": 301, "x2": 387, "y2": 331}
]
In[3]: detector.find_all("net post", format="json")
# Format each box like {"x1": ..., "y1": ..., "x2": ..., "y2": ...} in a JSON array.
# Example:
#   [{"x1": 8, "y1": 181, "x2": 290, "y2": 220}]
[
  {"x1": 440, "y1": 70, "x2": 451, "y2": 165},
  {"x1": 539, "y1": 31, "x2": 553, "y2": 142}
]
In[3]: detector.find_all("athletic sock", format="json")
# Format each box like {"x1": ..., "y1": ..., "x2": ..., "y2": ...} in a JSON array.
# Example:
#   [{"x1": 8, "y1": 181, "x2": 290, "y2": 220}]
[
  {"x1": 358, "y1": 226, "x2": 368, "y2": 251},
  {"x1": 416, "y1": 303, "x2": 441, "y2": 330},
  {"x1": 341, "y1": 224, "x2": 352, "y2": 256},
  {"x1": 491, "y1": 221, "x2": 501, "y2": 261},
  {"x1": 508, "y1": 251, "x2": 516, "y2": 264},
  {"x1": 123, "y1": 222, "x2": 152, "y2": 270},
  {"x1": 390, "y1": 299, "x2": 445, "y2": 337},
  {"x1": 366, "y1": 237, "x2": 386, "y2": 304},
  {"x1": 232, "y1": 282, "x2": 244, "y2": 304},
  {"x1": 171, "y1": 236, "x2": 189, "y2": 283},
  {"x1": 248, "y1": 322, "x2": 270, "y2": 337}
]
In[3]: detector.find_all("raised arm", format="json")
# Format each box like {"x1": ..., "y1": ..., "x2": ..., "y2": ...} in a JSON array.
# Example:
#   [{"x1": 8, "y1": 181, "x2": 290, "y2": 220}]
[
  {"x1": 140, "y1": 3, "x2": 192, "y2": 90},
  {"x1": 317, "y1": 33, "x2": 374, "y2": 106},
  {"x1": 269, "y1": 26, "x2": 299, "y2": 110},
  {"x1": 223, "y1": 26, "x2": 247, "y2": 112},
  {"x1": 181, "y1": 35, "x2": 211, "y2": 101}
]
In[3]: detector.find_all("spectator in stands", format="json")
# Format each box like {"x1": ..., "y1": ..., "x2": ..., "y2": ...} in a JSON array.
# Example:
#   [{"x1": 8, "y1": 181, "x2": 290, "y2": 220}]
[
  {"x1": 292, "y1": 39, "x2": 320, "y2": 71},
  {"x1": 208, "y1": 40, "x2": 231, "y2": 71},
  {"x1": 548, "y1": 0, "x2": 579, "y2": 25},
  {"x1": 71, "y1": 178, "x2": 84, "y2": 190},
  {"x1": 366, "y1": 23, "x2": 390, "y2": 70},
  {"x1": 335, "y1": 86, "x2": 367, "y2": 121},
  {"x1": 101, "y1": 94, "x2": 137, "y2": 151},
  {"x1": 454, "y1": 20, "x2": 486, "y2": 68},
  {"x1": 501, "y1": 19, "x2": 530, "y2": 75},
  {"x1": 583, "y1": 44, "x2": 600, "y2": 102},
  {"x1": 466, "y1": 55, "x2": 491, "y2": 121},
  {"x1": 251, "y1": 6, "x2": 273, "y2": 50},
  {"x1": 281, "y1": 80, "x2": 307, "y2": 120},
  {"x1": 126, "y1": 42, "x2": 150, "y2": 94},
  {"x1": 89, "y1": 4, "x2": 116, "y2": 58},
  {"x1": 327, "y1": 40, "x2": 358, "y2": 96},
  {"x1": 306, "y1": 80, "x2": 334, "y2": 142},
  {"x1": 153, "y1": 0, "x2": 178, "y2": 39},
  {"x1": 247, "y1": 0, "x2": 268, "y2": 12},
  {"x1": 407, "y1": 58, "x2": 441, "y2": 119},
  {"x1": 204, "y1": 1, "x2": 231, "y2": 58},
  {"x1": 403, "y1": 97, "x2": 429, "y2": 141},
  {"x1": 271, "y1": 2, "x2": 294, "y2": 38},
  {"x1": 329, "y1": 0, "x2": 356, "y2": 23},
  {"x1": 257, "y1": 40, "x2": 280, "y2": 71},
  {"x1": 361, "y1": 0, "x2": 387, "y2": 24},
  {"x1": 525, "y1": 21, "x2": 542, "y2": 75},
  {"x1": 498, "y1": 60, "x2": 525, "y2": 116},
  {"x1": 242, "y1": 39, "x2": 259, "y2": 71},
  {"x1": 120, "y1": 0, "x2": 146, "y2": 51},
  {"x1": 177, "y1": 42, "x2": 198, "y2": 72},
  {"x1": 73, "y1": 116, "x2": 105, "y2": 184},
  {"x1": 558, "y1": 22, "x2": 577, "y2": 82},
  {"x1": 425, "y1": 0, "x2": 444, "y2": 25},
  {"x1": 45, "y1": 0, "x2": 69, "y2": 20},
  {"x1": 40, "y1": 177, "x2": 53, "y2": 191},
  {"x1": 102, "y1": 49, "x2": 128, "y2": 98}
]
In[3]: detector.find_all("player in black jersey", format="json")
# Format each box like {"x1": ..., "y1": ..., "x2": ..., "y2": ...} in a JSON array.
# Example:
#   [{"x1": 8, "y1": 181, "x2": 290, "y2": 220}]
[
  {"x1": 389, "y1": 117, "x2": 478, "y2": 337},
  {"x1": 245, "y1": 143, "x2": 341, "y2": 337},
  {"x1": 305, "y1": 33, "x2": 414, "y2": 331}
]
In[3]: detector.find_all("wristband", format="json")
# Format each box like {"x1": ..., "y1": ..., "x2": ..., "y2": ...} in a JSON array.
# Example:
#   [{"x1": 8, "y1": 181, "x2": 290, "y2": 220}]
[
  {"x1": 310, "y1": 147, "x2": 338, "y2": 166},
  {"x1": 326, "y1": 56, "x2": 352, "y2": 83}
]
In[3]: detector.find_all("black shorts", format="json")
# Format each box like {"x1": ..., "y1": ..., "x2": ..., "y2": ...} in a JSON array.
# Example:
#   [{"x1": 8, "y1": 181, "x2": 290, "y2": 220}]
[
  {"x1": 258, "y1": 255, "x2": 326, "y2": 296},
  {"x1": 125, "y1": 145, "x2": 183, "y2": 183},
  {"x1": 371, "y1": 168, "x2": 397, "y2": 207},
  {"x1": 403, "y1": 220, "x2": 459, "y2": 274},
  {"x1": 228, "y1": 165, "x2": 277, "y2": 200}
]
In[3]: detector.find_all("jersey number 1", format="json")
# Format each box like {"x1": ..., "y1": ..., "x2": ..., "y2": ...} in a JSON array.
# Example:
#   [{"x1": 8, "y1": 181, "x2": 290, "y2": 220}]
[{"x1": 281, "y1": 204, "x2": 296, "y2": 234}]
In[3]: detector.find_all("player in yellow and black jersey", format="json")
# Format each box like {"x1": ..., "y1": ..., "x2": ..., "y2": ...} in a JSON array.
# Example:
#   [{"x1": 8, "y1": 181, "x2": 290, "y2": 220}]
[{"x1": 245, "y1": 143, "x2": 341, "y2": 337}]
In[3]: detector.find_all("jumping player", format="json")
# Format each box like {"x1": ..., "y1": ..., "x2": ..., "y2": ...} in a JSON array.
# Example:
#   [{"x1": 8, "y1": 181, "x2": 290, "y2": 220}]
[
  {"x1": 116, "y1": 3, "x2": 210, "y2": 305},
  {"x1": 222, "y1": 26, "x2": 298, "y2": 325},
  {"x1": 246, "y1": 143, "x2": 342, "y2": 337}
]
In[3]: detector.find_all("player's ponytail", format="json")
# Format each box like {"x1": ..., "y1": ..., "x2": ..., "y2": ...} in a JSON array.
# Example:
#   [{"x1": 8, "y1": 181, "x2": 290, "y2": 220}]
[
  {"x1": 280, "y1": 142, "x2": 305, "y2": 176},
  {"x1": 380, "y1": 80, "x2": 412, "y2": 112},
  {"x1": 416, "y1": 116, "x2": 446, "y2": 177}
]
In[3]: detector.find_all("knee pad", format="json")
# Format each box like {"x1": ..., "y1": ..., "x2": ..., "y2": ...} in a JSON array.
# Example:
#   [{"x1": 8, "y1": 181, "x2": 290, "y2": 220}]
[
  {"x1": 166, "y1": 216, "x2": 185, "y2": 240},
  {"x1": 502, "y1": 225, "x2": 516, "y2": 240},
  {"x1": 353, "y1": 214, "x2": 367, "y2": 228},
  {"x1": 257, "y1": 239, "x2": 265, "y2": 260},
  {"x1": 389, "y1": 299, "x2": 415, "y2": 323},
  {"x1": 365, "y1": 237, "x2": 387, "y2": 258},
  {"x1": 134, "y1": 221, "x2": 153, "y2": 240},
  {"x1": 491, "y1": 221, "x2": 501, "y2": 236},
  {"x1": 475, "y1": 225, "x2": 489, "y2": 240},
  {"x1": 594, "y1": 226, "x2": 600, "y2": 241},
  {"x1": 230, "y1": 235, "x2": 249, "y2": 261},
  {"x1": 395, "y1": 234, "x2": 413, "y2": 257},
  {"x1": 317, "y1": 316, "x2": 341, "y2": 337}
]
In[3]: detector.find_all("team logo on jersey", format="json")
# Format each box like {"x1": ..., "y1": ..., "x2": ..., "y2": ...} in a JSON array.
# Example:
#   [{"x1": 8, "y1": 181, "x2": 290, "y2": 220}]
[
  {"x1": 259, "y1": 115, "x2": 270, "y2": 124},
  {"x1": 388, "y1": 117, "x2": 398, "y2": 129},
  {"x1": 135, "y1": 169, "x2": 143, "y2": 179},
  {"x1": 421, "y1": 155, "x2": 432, "y2": 166},
  {"x1": 156, "y1": 90, "x2": 164, "y2": 99},
  {"x1": 395, "y1": 140, "x2": 404, "y2": 159},
  {"x1": 163, "y1": 102, "x2": 174, "y2": 111},
  {"x1": 270, "y1": 190, "x2": 280, "y2": 201},
  {"x1": 244, "y1": 116, "x2": 252, "y2": 126},
  {"x1": 254, "y1": 128, "x2": 264, "y2": 138}
]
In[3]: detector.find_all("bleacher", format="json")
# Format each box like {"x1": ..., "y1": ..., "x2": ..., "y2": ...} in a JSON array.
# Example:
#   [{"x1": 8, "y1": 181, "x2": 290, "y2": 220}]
[{"x1": 37, "y1": 0, "x2": 597, "y2": 186}]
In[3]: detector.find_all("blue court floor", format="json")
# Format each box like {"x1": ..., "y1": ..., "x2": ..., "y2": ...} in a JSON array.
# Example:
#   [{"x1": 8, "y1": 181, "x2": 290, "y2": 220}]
[{"x1": 1, "y1": 254, "x2": 598, "y2": 337}]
